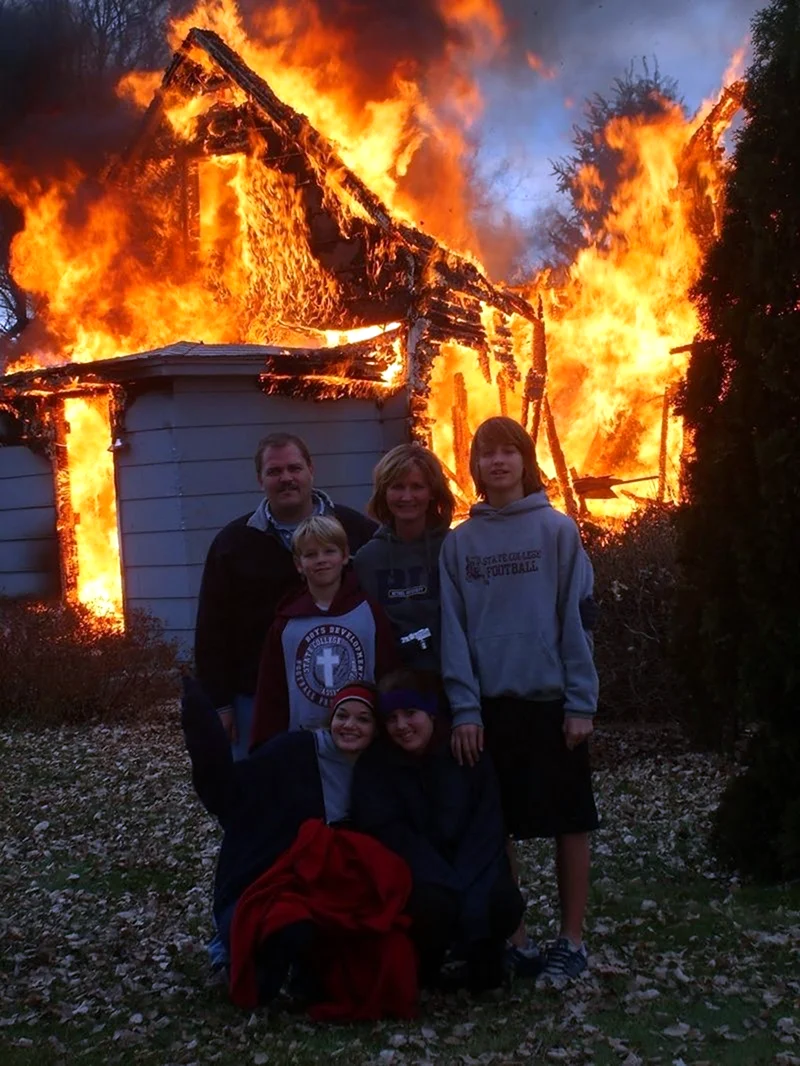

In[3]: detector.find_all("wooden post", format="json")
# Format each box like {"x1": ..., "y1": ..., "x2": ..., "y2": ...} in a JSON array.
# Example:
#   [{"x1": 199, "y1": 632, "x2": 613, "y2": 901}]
[
  {"x1": 543, "y1": 394, "x2": 579, "y2": 520},
  {"x1": 452, "y1": 372, "x2": 470, "y2": 494},
  {"x1": 178, "y1": 150, "x2": 200, "y2": 273},
  {"x1": 657, "y1": 386, "x2": 671, "y2": 502},
  {"x1": 529, "y1": 296, "x2": 547, "y2": 445},
  {"x1": 49, "y1": 398, "x2": 79, "y2": 606}
]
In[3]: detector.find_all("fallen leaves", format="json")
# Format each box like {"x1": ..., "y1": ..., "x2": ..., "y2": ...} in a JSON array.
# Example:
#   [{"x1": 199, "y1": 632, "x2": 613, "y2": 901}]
[{"x1": 1, "y1": 721, "x2": 799, "y2": 1065}]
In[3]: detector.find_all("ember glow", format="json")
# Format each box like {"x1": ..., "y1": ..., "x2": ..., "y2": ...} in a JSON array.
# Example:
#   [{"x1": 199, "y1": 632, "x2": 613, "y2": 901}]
[{"x1": 0, "y1": 0, "x2": 744, "y2": 619}]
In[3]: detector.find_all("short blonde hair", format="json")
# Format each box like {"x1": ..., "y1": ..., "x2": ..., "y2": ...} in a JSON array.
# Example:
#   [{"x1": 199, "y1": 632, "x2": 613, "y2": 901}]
[
  {"x1": 368, "y1": 443, "x2": 455, "y2": 528},
  {"x1": 292, "y1": 514, "x2": 349, "y2": 557}
]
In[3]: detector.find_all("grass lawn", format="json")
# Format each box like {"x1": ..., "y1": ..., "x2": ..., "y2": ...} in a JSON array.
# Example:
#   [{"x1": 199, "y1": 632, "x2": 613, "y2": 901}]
[{"x1": 1, "y1": 719, "x2": 798, "y2": 1065}]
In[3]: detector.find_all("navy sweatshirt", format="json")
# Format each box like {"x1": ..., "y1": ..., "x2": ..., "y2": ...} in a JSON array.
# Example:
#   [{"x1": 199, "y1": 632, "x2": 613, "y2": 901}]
[
  {"x1": 181, "y1": 678, "x2": 328, "y2": 932},
  {"x1": 351, "y1": 738, "x2": 514, "y2": 942}
]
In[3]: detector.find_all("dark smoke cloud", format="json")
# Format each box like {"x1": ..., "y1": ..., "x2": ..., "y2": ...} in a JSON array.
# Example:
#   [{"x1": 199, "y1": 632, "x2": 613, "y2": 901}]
[
  {"x1": 172, "y1": 0, "x2": 482, "y2": 103},
  {"x1": 501, "y1": 0, "x2": 762, "y2": 50},
  {"x1": 0, "y1": 0, "x2": 169, "y2": 174}
]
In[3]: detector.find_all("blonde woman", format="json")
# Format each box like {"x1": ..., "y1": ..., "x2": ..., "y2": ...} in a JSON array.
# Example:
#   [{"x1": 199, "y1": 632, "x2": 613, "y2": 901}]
[{"x1": 355, "y1": 443, "x2": 455, "y2": 672}]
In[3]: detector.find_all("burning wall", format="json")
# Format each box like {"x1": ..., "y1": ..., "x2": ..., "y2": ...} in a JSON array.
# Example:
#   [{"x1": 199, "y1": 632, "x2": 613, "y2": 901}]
[{"x1": 0, "y1": 344, "x2": 409, "y2": 645}]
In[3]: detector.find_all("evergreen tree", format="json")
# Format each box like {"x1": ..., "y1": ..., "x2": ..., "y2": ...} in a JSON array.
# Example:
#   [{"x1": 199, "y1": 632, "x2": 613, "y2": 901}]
[
  {"x1": 549, "y1": 61, "x2": 683, "y2": 265},
  {"x1": 675, "y1": 0, "x2": 800, "y2": 878}
]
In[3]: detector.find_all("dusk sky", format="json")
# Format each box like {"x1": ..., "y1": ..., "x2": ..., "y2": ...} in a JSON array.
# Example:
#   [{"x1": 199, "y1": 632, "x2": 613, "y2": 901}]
[{"x1": 476, "y1": 0, "x2": 764, "y2": 219}]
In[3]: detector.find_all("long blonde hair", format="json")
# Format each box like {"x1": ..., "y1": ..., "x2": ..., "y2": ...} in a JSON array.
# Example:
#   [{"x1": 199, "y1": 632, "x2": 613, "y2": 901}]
[{"x1": 368, "y1": 443, "x2": 455, "y2": 528}]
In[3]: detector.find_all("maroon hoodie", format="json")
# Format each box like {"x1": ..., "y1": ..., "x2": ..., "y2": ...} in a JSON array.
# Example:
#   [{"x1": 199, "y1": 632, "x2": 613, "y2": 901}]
[{"x1": 250, "y1": 569, "x2": 398, "y2": 751}]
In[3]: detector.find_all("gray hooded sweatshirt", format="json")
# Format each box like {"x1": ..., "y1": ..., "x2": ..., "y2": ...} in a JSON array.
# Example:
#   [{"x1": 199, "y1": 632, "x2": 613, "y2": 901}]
[
  {"x1": 353, "y1": 524, "x2": 449, "y2": 673},
  {"x1": 439, "y1": 491, "x2": 598, "y2": 728}
]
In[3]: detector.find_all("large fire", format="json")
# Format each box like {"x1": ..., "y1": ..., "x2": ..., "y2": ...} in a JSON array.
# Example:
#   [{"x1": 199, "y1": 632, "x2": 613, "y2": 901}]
[{"x1": 0, "y1": 0, "x2": 744, "y2": 618}]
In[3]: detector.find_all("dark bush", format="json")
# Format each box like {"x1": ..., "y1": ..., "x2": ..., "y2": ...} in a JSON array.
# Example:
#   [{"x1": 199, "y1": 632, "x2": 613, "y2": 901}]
[
  {"x1": 586, "y1": 504, "x2": 683, "y2": 723},
  {"x1": 0, "y1": 599, "x2": 181, "y2": 726},
  {"x1": 674, "y1": 0, "x2": 800, "y2": 878},
  {"x1": 712, "y1": 729, "x2": 800, "y2": 881}
]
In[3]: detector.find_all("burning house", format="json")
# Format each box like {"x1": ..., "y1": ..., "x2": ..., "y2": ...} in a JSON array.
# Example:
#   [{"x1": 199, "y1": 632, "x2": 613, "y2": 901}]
[
  {"x1": 0, "y1": 28, "x2": 545, "y2": 650},
  {"x1": 0, "y1": 0, "x2": 747, "y2": 657}
]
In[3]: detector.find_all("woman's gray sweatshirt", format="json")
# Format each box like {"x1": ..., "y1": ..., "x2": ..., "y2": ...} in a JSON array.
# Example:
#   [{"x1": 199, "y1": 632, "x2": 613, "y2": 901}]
[
  {"x1": 439, "y1": 491, "x2": 598, "y2": 727},
  {"x1": 354, "y1": 524, "x2": 449, "y2": 672}
]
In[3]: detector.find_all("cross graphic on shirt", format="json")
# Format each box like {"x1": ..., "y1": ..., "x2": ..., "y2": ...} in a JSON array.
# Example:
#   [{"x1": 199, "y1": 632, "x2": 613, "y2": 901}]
[{"x1": 316, "y1": 646, "x2": 341, "y2": 689}]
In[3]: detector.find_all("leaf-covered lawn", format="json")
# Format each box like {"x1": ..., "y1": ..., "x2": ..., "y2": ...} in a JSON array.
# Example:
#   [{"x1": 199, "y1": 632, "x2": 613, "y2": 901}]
[{"x1": 1, "y1": 721, "x2": 798, "y2": 1065}]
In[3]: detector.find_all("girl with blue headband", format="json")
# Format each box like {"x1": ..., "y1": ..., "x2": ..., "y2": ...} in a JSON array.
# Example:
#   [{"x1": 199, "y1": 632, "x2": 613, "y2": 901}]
[{"x1": 351, "y1": 668, "x2": 523, "y2": 993}]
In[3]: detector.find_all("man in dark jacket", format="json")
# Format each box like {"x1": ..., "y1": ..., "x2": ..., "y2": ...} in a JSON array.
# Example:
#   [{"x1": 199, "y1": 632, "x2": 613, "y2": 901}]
[{"x1": 194, "y1": 432, "x2": 376, "y2": 759}]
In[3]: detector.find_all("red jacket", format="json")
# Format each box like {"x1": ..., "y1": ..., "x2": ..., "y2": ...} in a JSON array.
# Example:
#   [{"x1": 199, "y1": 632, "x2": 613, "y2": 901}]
[
  {"x1": 229, "y1": 818, "x2": 418, "y2": 1020},
  {"x1": 251, "y1": 569, "x2": 398, "y2": 750}
]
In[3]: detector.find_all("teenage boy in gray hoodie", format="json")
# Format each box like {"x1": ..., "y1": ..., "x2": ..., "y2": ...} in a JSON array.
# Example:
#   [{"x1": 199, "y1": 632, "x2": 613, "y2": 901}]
[{"x1": 439, "y1": 416, "x2": 599, "y2": 987}]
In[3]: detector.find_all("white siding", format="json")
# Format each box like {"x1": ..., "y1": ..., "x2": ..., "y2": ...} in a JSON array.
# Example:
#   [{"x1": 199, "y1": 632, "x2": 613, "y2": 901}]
[
  {"x1": 0, "y1": 446, "x2": 59, "y2": 599},
  {"x1": 116, "y1": 376, "x2": 410, "y2": 654}
]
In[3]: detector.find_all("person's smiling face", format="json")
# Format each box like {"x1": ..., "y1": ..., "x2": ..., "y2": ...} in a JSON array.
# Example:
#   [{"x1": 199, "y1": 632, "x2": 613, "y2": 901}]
[
  {"x1": 294, "y1": 540, "x2": 348, "y2": 590},
  {"x1": 385, "y1": 463, "x2": 433, "y2": 531},
  {"x1": 259, "y1": 443, "x2": 314, "y2": 522},
  {"x1": 477, "y1": 442, "x2": 525, "y2": 504},
  {"x1": 329, "y1": 699, "x2": 377, "y2": 754},
  {"x1": 384, "y1": 707, "x2": 435, "y2": 755}
]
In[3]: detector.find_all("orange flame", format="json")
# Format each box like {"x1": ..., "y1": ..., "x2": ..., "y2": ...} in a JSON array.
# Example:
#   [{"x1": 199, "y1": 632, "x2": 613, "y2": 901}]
[
  {"x1": 61, "y1": 394, "x2": 123, "y2": 620},
  {"x1": 426, "y1": 83, "x2": 740, "y2": 518}
]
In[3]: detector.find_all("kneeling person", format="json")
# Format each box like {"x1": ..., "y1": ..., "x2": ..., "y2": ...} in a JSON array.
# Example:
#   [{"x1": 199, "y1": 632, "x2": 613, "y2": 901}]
[
  {"x1": 183, "y1": 678, "x2": 416, "y2": 1018},
  {"x1": 352, "y1": 669, "x2": 523, "y2": 992}
]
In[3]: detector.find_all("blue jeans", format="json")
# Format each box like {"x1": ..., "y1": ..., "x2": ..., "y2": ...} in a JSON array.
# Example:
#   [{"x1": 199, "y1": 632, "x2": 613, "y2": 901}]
[
  {"x1": 231, "y1": 693, "x2": 255, "y2": 762},
  {"x1": 207, "y1": 901, "x2": 236, "y2": 970}
]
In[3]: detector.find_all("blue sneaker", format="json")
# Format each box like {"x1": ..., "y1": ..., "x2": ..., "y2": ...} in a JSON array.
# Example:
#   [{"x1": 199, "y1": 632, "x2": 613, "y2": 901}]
[
  {"x1": 536, "y1": 938, "x2": 589, "y2": 987},
  {"x1": 206, "y1": 930, "x2": 229, "y2": 982},
  {"x1": 505, "y1": 936, "x2": 544, "y2": 979}
]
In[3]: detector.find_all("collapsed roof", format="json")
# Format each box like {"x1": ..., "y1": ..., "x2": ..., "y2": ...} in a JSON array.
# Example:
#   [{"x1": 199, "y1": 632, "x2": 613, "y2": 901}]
[{"x1": 113, "y1": 28, "x2": 535, "y2": 343}]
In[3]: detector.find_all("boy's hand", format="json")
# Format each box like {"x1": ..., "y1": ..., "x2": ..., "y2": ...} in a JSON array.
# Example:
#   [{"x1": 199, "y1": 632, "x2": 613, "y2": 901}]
[
  {"x1": 563, "y1": 715, "x2": 593, "y2": 750},
  {"x1": 451, "y1": 724, "x2": 484, "y2": 766},
  {"x1": 217, "y1": 706, "x2": 237, "y2": 744}
]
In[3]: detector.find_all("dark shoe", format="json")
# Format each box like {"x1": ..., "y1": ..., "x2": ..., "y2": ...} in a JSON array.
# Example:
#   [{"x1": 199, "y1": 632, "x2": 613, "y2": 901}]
[
  {"x1": 255, "y1": 921, "x2": 315, "y2": 1006},
  {"x1": 536, "y1": 938, "x2": 588, "y2": 988},
  {"x1": 505, "y1": 935, "x2": 544, "y2": 979}
]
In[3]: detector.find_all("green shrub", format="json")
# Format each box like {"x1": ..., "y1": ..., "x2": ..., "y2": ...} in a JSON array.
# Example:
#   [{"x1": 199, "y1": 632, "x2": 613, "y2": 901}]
[
  {"x1": 586, "y1": 504, "x2": 683, "y2": 723},
  {"x1": 0, "y1": 599, "x2": 180, "y2": 726}
]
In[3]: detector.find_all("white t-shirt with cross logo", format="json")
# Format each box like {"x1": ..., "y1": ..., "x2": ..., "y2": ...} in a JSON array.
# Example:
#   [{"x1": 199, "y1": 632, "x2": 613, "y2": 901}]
[{"x1": 280, "y1": 601, "x2": 377, "y2": 731}]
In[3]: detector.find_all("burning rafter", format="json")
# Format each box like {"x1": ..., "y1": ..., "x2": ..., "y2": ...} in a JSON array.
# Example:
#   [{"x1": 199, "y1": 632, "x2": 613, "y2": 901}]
[
  {"x1": 112, "y1": 28, "x2": 533, "y2": 339},
  {"x1": 1, "y1": 336, "x2": 405, "y2": 401}
]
